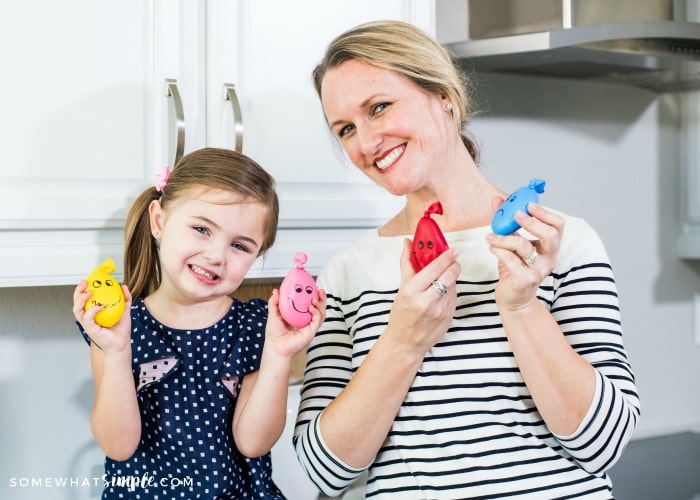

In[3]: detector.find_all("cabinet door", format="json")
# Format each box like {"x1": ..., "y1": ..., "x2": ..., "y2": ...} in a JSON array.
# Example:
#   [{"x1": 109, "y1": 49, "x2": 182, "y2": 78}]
[
  {"x1": 0, "y1": 1, "x2": 169, "y2": 285},
  {"x1": 229, "y1": 0, "x2": 434, "y2": 229}
]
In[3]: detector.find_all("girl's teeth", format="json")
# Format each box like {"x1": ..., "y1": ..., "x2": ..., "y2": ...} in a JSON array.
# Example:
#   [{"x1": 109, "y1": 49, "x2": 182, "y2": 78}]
[
  {"x1": 192, "y1": 265, "x2": 215, "y2": 279},
  {"x1": 376, "y1": 146, "x2": 405, "y2": 170}
]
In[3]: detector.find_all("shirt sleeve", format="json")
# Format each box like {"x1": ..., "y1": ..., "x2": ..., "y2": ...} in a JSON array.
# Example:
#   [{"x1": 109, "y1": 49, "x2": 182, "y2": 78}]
[
  {"x1": 219, "y1": 298, "x2": 268, "y2": 397},
  {"x1": 292, "y1": 260, "x2": 365, "y2": 496},
  {"x1": 548, "y1": 217, "x2": 640, "y2": 473}
]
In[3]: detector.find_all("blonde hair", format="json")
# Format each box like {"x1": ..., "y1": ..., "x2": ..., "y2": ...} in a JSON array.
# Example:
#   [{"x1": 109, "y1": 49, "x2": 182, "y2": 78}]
[
  {"x1": 312, "y1": 20, "x2": 479, "y2": 163},
  {"x1": 124, "y1": 148, "x2": 279, "y2": 299}
]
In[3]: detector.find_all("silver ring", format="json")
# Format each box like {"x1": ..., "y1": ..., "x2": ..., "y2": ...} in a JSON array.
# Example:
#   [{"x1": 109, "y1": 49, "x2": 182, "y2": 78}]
[
  {"x1": 523, "y1": 248, "x2": 538, "y2": 265},
  {"x1": 431, "y1": 281, "x2": 448, "y2": 297}
]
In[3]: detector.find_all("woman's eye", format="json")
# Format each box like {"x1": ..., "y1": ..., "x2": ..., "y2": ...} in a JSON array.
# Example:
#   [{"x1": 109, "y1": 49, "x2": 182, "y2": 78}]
[
  {"x1": 372, "y1": 102, "x2": 389, "y2": 114},
  {"x1": 338, "y1": 124, "x2": 354, "y2": 138},
  {"x1": 194, "y1": 226, "x2": 209, "y2": 235}
]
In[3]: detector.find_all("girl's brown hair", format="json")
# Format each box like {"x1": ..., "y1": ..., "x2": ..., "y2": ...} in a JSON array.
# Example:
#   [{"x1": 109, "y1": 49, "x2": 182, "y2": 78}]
[
  {"x1": 312, "y1": 20, "x2": 479, "y2": 163},
  {"x1": 124, "y1": 148, "x2": 279, "y2": 299}
]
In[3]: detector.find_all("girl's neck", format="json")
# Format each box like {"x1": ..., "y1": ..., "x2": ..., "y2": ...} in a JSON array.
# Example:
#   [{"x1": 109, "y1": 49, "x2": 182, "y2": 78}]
[{"x1": 144, "y1": 290, "x2": 233, "y2": 330}]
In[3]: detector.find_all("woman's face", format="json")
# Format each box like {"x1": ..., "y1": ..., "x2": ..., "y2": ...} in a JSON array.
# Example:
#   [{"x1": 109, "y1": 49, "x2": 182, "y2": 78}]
[{"x1": 321, "y1": 59, "x2": 452, "y2": 196}]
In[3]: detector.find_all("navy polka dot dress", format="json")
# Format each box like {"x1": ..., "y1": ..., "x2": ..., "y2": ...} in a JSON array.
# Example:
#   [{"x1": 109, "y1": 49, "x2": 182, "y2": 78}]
[{"x1": 80, "y1": 297, "x2": 286, "y2": 499}]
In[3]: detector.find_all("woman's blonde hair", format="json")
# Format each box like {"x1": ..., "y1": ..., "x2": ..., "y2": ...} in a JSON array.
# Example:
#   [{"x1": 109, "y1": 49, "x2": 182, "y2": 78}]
[
  {"x1": 124, "y1": 148, "x2": 279, "y2": 299},
  {"x1": 312, "y1": 20, "x2": 479, "y2": 163}
]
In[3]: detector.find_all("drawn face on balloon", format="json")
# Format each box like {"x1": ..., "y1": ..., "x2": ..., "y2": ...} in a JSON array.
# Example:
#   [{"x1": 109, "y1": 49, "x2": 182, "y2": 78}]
[
  {"x1": 411, "y1": 202, "x2": 449, "y2": 272},
  {"x1": 490, "y1": 178, "x2": 546, "y2": 235},
  {"x1": 84, "y1": 258, "x2": 125, "y2": 327},
  {"x1": 279, "y1": 253, "x2": 320, "y2": 329}
]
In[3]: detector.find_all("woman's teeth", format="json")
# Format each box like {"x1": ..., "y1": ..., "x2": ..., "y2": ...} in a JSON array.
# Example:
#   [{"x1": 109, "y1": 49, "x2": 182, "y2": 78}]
[{"x1": 376, "y1": 145, "x2": 405, "y2": 170}]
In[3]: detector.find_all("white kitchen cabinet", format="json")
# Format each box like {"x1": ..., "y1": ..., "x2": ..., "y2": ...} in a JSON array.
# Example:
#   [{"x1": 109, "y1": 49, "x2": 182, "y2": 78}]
[
  {"x1": 0, "y1": 0, "x2": 435, "y2": 286},
  {"x1": 677, "y1": 91, "x2": 700, "y2": 258},
  {"x1": 0, "y1": 0, "x2": 179, "y2": 286}
]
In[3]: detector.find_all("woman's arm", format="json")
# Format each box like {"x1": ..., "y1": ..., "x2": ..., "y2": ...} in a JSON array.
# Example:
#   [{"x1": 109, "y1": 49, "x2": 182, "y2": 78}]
[
  {"x1": 294, "y1": 241, "x2": 461, "y2": 494},
  {"x1": 73, "y1": 282, "x2": 140, "y2": 460},
  {"x1": 487, "y1": 205, "x2": 639, "y2": 471}
]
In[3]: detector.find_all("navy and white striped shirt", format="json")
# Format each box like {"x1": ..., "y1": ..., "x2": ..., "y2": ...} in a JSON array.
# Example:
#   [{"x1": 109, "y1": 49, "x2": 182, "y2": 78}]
[{"x1": 294, "y1": 216, "x2": 639, "y2": 499}]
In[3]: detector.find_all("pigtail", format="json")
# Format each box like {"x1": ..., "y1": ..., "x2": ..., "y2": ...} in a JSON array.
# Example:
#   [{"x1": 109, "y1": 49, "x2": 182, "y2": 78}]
[{"x1": 124, "y1": 187, "x2": 161, "y2": 299}]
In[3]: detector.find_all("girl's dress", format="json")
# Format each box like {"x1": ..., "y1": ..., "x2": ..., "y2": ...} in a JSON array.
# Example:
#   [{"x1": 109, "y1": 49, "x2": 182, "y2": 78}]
[{"x1": 80, "y1": 297, "x2": 286, "y2": 499}]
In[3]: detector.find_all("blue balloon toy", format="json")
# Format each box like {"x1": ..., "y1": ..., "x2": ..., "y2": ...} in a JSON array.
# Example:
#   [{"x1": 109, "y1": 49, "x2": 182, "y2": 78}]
[{"x1": 491, "y1": 178, "x2": 546, "y2": 235}]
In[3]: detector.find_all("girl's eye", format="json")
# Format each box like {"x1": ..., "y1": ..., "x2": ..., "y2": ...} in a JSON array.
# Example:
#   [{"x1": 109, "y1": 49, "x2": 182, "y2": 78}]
[{"x1": 231, "y1": 242, "x2": 249, "y2": 252}]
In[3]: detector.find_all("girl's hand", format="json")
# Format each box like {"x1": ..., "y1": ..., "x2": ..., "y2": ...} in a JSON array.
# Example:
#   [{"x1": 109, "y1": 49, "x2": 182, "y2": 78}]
[
  {"x1": 486, "y1": 199, "x2": 564, "y2": 312},
  {"x1": 72, "y1": 281, "x2": 133, "y2": 353},
  {"x1": 385, "y1": 238, "x2": 461, "y2": 355},
  {"x1": 264, "y1": 288, "x2": 327, "y2": 358}
]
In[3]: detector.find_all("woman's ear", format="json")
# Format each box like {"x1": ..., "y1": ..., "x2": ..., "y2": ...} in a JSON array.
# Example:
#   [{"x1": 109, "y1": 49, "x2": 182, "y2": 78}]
[{"x1": 148, "y1": 199, "x2": 164, "y2": 238}]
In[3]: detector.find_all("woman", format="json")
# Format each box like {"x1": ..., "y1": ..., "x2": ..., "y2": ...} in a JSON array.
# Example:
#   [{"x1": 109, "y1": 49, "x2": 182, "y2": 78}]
[{"x1": 294, "y1": 20, "x2": 639, "y2": 499}]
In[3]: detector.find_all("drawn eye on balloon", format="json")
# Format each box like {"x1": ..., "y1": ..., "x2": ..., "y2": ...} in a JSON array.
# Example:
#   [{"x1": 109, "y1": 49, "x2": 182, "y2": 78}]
[
  {"x1": 411, "y1": 202, "x2": 449, "y2": 272},
  {"x1": 279, "y1": 252, "x2": 320, "y2": 329}
]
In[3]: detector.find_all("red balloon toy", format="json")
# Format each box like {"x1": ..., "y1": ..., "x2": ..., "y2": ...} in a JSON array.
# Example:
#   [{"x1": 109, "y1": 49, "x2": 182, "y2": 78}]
[{"x1": 410, "y1": 202, "x2": 449, "y2": 272}]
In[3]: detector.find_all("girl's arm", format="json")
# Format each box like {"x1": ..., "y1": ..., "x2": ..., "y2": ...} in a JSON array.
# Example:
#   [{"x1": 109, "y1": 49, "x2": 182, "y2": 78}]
[
  {"x1": 73, "y1": 282, "x2": 141, "y2": 460},
  {"x1": 232, "y1": 289, "x2": 326, "y2": 458}
]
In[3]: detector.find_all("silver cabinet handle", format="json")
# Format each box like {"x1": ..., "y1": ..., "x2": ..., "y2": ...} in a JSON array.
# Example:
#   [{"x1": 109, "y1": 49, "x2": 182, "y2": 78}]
[
  {"x1": 224, "y1": 83, "x2": 244, "y2": 153},
  {"x1": 165, "y1": 78, "x2": 185, "y2": 167}
]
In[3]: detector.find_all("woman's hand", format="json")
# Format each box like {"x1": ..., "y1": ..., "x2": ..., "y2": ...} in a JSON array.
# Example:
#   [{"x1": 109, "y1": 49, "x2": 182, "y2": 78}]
[
  {"x1": 73, "y1": 281, "x2": 133, "y2": 353},
  {"x1": 486, "y1": 199, "x2": 564, "y2": 312},
  {"x1": 265, "y1": 288, "x2": 327, "y2": 359},
  {"x1": 385, "y1": 239, "x2": 461, "y2": 355}
]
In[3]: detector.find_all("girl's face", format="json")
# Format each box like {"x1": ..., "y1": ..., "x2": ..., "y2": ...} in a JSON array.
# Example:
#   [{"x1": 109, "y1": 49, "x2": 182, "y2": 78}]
[
  {"x1": 320, "y1": 59, "x2": 453, "y2": 196},
  {"x1": 149, "y1": 187, "x2": 267, "y2": 303}
]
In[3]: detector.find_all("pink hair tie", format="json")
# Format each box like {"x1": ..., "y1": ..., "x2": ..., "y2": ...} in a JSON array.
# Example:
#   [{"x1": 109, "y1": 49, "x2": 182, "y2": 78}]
[{"x1": 155, "y1": 166, "x2": 171, "y2": 192}]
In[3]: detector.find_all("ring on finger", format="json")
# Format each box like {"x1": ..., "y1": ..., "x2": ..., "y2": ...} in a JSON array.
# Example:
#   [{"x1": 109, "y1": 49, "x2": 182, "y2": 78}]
[
  {"x1": 430, "y1": 280, "x2": 448, "y2": 297},
  {"x1": 522, "y1": 248, "x2": 538, "y2": 265}
]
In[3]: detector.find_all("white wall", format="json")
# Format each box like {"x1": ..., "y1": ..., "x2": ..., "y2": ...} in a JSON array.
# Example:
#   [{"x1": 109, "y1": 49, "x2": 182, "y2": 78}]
[{"x1": 2, "y1": 73, "x2": 700, "y2": 499}]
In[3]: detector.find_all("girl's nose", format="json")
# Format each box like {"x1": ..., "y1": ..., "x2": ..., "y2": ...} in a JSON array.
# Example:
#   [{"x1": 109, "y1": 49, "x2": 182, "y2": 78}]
[{"x1": 203, "y1": 241, "x2": 225, "y2": 264}]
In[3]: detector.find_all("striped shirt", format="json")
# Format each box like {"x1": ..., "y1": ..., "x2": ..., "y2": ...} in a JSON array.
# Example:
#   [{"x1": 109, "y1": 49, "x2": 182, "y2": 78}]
[{"x1": 294, "y1": 216, "x2": 640, "y2": 499}]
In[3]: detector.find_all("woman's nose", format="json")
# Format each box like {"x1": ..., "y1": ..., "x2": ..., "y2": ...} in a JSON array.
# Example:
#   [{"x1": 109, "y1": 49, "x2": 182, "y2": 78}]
[{"x1": 356, "y1": 124, "x2": 382, "y2": 156}]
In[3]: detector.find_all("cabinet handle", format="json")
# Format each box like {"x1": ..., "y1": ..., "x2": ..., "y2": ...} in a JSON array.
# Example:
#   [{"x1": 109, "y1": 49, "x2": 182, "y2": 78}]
[
  {"x1": 165, "y1": 79, "x2": 185, "y2": 167},
  {"x1": 224, "y1": 83, "x2": 244, "y2": 153}
]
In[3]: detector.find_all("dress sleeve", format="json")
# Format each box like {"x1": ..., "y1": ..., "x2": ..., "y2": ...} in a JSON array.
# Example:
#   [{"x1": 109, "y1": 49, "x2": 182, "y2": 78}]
[
  {"x1": 219, "y1": 298, "x2": 267, "y2": 398},
  {"x1": 292, "y1": 260, "x2": 366, "y2": 496},
  {"x1": 76, "y1": 312, "x2": 181, "y2": 392},
  {"x1": 548, "y1": 217, "x2": 640, "y2": 473}
]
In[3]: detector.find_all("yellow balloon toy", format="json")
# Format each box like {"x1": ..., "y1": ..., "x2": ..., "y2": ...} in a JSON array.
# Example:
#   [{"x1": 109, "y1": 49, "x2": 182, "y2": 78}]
[{"x1": 84, "y1": 258, "x2": 125, "y2": 327}]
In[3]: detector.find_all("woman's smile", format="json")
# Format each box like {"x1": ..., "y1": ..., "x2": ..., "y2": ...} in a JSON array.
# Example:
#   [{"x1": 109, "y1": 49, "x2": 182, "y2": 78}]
[{"x1": 375, "y1": 144, "x2": 405, "y2": 170}]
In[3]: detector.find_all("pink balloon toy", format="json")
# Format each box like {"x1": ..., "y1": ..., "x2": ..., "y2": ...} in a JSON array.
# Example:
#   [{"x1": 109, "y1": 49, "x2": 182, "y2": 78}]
[{"x1": 279, "y1": 252, "x2": 320, "y2": 329}]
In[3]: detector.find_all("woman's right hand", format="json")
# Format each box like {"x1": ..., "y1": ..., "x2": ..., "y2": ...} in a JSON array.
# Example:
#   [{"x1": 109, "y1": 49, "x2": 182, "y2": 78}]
[
  {"x1": 385, "y1": 239, "x2": 461, "y2": 355},
  {"x1": 73, "y1": 281, "x2": 133, "y2": 353}
]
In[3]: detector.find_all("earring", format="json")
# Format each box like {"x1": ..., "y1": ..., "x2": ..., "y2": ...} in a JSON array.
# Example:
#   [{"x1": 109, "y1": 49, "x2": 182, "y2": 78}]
[
  {"x1": 153, "y1": 232, "x2": 159, "y2": 238},
  {"x1": 446, "y1": 102, "x2": 453, "y2": 111}
]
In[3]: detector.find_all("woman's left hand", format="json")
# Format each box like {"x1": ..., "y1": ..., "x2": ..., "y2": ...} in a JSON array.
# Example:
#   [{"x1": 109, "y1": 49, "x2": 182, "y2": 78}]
[{"x1": 486, "y1": 200, "x2": 564, "y2": 312}]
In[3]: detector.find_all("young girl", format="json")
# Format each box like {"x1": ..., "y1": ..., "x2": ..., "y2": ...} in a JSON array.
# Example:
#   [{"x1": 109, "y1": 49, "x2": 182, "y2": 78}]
[{"x1": 73, "y1": 147, "x2": 325, "y2": 499}]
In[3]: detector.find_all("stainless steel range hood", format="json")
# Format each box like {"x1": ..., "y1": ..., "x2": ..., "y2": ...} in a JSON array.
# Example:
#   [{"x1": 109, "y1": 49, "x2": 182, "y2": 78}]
[{"x1": 439, "y1": 0, "x2": 700, "y2": 92}]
